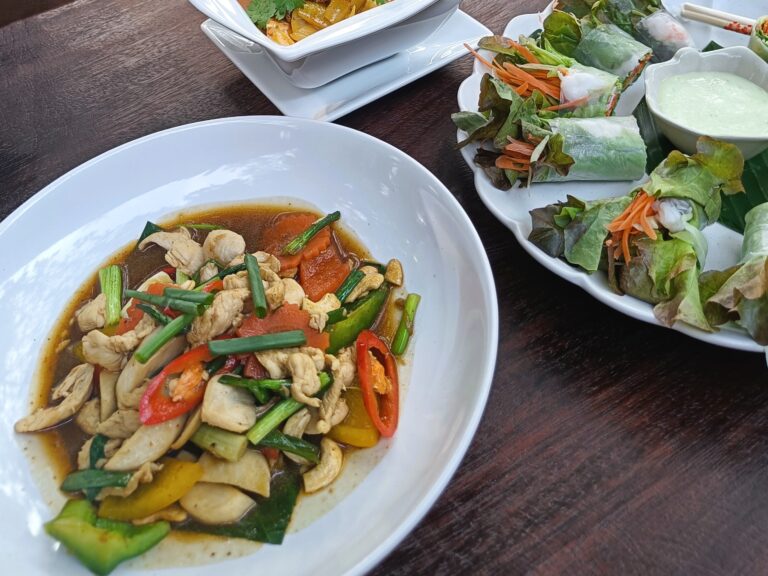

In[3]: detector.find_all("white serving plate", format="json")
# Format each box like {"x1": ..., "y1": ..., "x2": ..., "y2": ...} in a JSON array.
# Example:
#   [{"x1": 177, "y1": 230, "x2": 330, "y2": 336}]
[
  {"x1": 189, "y1": 0, "x2": 458, "y2": 88},
  {"x1": 203, "y1": 10, "x2": 490, "y2": 121},
  {"x1": 0, "y1": 117, "x2": 498, "y2": 574},
  {"x1": 457, "y1": 0, "x2": 768, "y2": 353}
]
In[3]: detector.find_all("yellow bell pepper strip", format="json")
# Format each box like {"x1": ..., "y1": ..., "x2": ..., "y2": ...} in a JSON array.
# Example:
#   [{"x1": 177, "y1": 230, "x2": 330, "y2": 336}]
[
  {"x1": 44, "y1": 499, "x2": 170, "y2": 576},
  {"x1": 98, "y1": 459, "x2": 202, "y2": 521},
  {"x1": 328, "y1": 387, "x2": 381, "y2": 448}
]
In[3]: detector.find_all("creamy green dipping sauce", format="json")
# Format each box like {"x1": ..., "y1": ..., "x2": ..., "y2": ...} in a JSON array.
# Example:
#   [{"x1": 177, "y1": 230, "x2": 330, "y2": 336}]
[{"x1": 657, "y1": 71, "x2": 768, "y2": 137}]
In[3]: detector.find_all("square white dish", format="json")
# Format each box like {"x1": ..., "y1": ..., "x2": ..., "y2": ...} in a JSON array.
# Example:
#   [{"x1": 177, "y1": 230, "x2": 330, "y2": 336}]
[{"x1": 202, "y1": 10, "x2": 491, "y2": 121}]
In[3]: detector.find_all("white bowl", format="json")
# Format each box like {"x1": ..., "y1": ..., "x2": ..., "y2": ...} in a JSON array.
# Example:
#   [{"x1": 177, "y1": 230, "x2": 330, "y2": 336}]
[
  {"x1": 188, "y1": 0, "x2": 460, "y2": 88},
  {"x1": 644, "y1": 46, "x2": 768, "y2": 160},
  {"x1": 0, "y1": 117, "x2": 499, "y2": 575}
]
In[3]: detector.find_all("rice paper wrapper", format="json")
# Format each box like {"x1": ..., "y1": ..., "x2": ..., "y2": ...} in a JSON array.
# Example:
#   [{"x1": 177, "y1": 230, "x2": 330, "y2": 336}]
[
  {"x1": 575, "y1": 22, "x2": 652, "y2": 83},
  {"x1": 749, "y1": 16, "x2": 768, "y2": 63},
  {"x1": 533, "y1": 116, "x2": 647, "y2": 182},
  {"x1": 635, "y1": 10, "x2": 695, "y2": 62},
  {"x1": 557, "y1": 64, "x2": 622, "y2": 117}
]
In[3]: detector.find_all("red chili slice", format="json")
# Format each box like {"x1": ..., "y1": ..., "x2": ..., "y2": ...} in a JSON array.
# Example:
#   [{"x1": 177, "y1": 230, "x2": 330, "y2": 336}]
[{"x1": 356, "y1": 330, "x2": 399, "y2": 437}]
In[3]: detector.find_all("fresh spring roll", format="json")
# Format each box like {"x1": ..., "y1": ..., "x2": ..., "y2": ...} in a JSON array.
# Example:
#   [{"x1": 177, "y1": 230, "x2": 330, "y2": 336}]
[
  {"x1": 452, "y1": 74, "x2": 646, "y2": 188},
  {"x1": 700, "y1": 203, "x2": 768, "y2": 344},
  {"x1": 542, "y1": 10, "x2": 653, "y2": 89},
  {"x1": 749, "y1": 16, "x2": 768, "y2": 63},
  {"x1": 557, "y1": 0, "x2": 695, "y2": 62},
  {"x1": 471, "y1": 36, "x2": 623, "y2": 117},
  {"x1": 528, "y1": 137, "x2": 745, "y2": 331}
]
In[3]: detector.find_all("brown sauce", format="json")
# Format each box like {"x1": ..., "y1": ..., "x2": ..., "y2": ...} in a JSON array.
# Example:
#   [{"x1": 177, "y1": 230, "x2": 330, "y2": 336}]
[{"x1": 35, "y1": 204, "x2": 399, "y2": 490}]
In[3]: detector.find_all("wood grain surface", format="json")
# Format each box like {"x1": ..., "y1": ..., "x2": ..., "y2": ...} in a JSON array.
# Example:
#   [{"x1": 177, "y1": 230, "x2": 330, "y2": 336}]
[{"x1": 2, "y1": 1, "x2": 768, "y2": 574}]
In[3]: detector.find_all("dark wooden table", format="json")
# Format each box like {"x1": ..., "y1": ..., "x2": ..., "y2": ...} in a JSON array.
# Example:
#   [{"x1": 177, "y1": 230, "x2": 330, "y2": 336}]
[{"x1": 3, "y1": 1, "x2": 768, "y2": 574}]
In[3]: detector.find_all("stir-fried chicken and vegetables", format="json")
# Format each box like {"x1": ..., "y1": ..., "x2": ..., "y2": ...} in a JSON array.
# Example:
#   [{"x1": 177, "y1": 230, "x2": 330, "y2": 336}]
[
  {"x1": 240, "y1": 0, "x2": 390, "y2": 46},
  {"x1": 16, "y1": 207, "x2": 420, "y2": 575}
]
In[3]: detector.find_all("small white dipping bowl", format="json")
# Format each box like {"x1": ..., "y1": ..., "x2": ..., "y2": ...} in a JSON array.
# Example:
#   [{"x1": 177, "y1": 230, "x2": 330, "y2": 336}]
[
  {"x1": 644, "y1": 46, "x2": 768, "y2": 160},
  {"x1": 188, "y1": 0, "x2": 460, "y2": 88}
]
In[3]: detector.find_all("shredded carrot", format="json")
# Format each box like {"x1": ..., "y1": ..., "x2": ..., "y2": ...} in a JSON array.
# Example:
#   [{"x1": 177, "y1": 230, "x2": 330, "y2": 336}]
[
  {"x1": 605, "y1": 192, "x2": 658, "y2": 264},
  {"x1": 515, "y1": 82, "x2": 529, "y2": 95},
  {"x1": 501, "y1": 63, "x2": 560, "y2": 98},
  {"x1": 504, "y1": 140, "x2": 535, "y2": 155},
  {"x1": 542, "y1": 94, "x2": 593, "y2": 112},
  {"x1": 496, "y1": 156, "x2": 529, "y2": 172}
]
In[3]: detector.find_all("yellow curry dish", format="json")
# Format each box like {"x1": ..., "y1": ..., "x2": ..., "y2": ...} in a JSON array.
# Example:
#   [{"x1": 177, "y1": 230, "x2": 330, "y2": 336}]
[
  {"x1": 239, "y1": 0, "x2": 391, "y2": 45},
  {"x1": 16, "y1": 205, "x2": 420, "y2": 575}
]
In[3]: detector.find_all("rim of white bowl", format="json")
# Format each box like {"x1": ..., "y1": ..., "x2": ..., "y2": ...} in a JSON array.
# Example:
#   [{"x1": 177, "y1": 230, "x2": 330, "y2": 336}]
[{"x1": 0, "y1": 115, "x2": 500, "y2": 576}]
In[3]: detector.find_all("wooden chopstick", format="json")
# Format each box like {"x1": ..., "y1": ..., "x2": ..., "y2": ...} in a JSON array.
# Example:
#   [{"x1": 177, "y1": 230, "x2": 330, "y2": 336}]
[{"x1": 680, "y1": 3, "x2": 756, "y2": 35}]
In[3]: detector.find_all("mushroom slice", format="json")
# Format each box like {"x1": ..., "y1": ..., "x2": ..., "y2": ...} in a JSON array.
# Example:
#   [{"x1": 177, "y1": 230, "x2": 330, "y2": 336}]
[
  {"x1": 170, "y1": 405, "x2": 202, "y2": 450},
  {"x1": 303, "y1": 438, "x2": 343, "y2": 494},
  {"x1": 179, "y1": 483, "x2": 255, "y2": 525},
  {"x1": 103, "y1": 415, "x2": 186, "y2": 471},
  {"x1": 201, "y1": 375, "x2": 257, "y2": 433},
  {"x1": 198, "y1": 451, "x2": 270, "y2": 497},
  {"x1": 15, "y1": 364, "x2": 94, "y2": 433},
  {"x1": 115, "y1": 332, "x2": 185, "y2": 409}
]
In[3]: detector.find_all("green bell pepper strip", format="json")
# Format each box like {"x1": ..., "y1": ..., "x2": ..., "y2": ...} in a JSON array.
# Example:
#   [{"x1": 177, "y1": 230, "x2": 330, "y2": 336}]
[
  {"x1": 44, "y1": 499, "x2": 170, "y2": 576},
  {"x1": 325, "y1": 288, "x2": 389, "y2": 354}
]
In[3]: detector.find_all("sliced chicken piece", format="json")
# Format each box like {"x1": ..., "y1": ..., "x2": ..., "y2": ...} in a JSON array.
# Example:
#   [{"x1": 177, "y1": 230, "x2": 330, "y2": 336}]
[
  {"x1": 289, "y1": 353, "x2": 322, "y2": 408},
  {"x1": 313, "y1": 347, "x2": 356, "y2": 434},
  {"x1": 77, "y1": 436, "x2": 123, "y2": 470},
  {"x1": 345, "y1": 265, "x2": 384, "y2": 303},
  {"x1": 139, "y1": 227, "x2": 205, "y2": 276},
  {"x1": 96, "y1": 409, "x2": 142, "y2": 439},
  {"x1": 256, "y1": 347, "x2": 325, "y2": 379},
  {"x1": 132, "y1": 504, "x2": 188, "y2": 526},
  {"x1": 98, "y1": 462, "x2": 162, "y2": 499},
  {"x1": 201, "y1": 375, "x2": 257, "y2": 433},
  {"x1": 198, "y1": 451, "x2": 270, "y2": 497},
  {"x1": 302, "y1": 293, "x2": 341, "y2": 332},
  {"x1": 303, "y1": 438, "x2": 343, "y2": 493},
  {"x1": 282, "y1": 278, "x2": 305, "y2": 307},
  {"x1": 75, "y1": 294, "x2": 106, "y2": 333},
  {"x1": 223, "y1": 270, "x2": 248, "y2": 291},
  {"x1": 180, "y1": 483, "x2": 255, "y2": 525},
  {"x1": 15, "y1": 364, "x2": 95, "y2": 433},
  {"x1": 282, "y1": 408, "x2": 312, "y2": 465},
  {"x1": 203, "y1": 229, "x2": 246, "y2": 265},
  {"x1": 82, "y1": 314, "x2": 155, "y2": 371},
  {"x1": 305, "y1": 400, "x2": 349, "y2": 436},
  {"x1": 187, "y1": 288, "x2": 249, "y2": 347},
  {"x1": 104, "y1": 415, "x2": 187, "y2": 471},
  {"x1": 99, "y1": 371, "x2": 119, "y2": 421},
  {"x1": 116, "y1": 332, "x2": 186, "y2": 410},
  {"x1": 198, "y1": 261, "x2": 219, "y2": 283},
  {"x1": 227, "y1": 251, "x2": 281, "y2": 274},
  {"x1": 75, "y1": 399, "x2": 101, "y2": 435}
]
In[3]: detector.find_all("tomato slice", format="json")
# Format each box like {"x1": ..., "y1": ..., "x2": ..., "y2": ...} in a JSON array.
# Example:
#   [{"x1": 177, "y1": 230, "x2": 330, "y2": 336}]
[
  {"x1": 356, "y1": 330, "x2": 399, "y2": 437},
  {"x1": 139, "y1": 345, "x2": 214, "y2": 425}
]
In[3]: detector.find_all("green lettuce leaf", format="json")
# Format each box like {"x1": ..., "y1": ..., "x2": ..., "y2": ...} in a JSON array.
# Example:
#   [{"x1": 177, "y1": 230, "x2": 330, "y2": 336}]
[
  {"x1": 646, "y1": 137, "x2": 745, "y2": 226},
  {"x1": 620, "y1": 236, "x2": 711, "y2": 331},
  {"x1": 542, "y1": 11, "x2": 582, "y2": 56}
]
